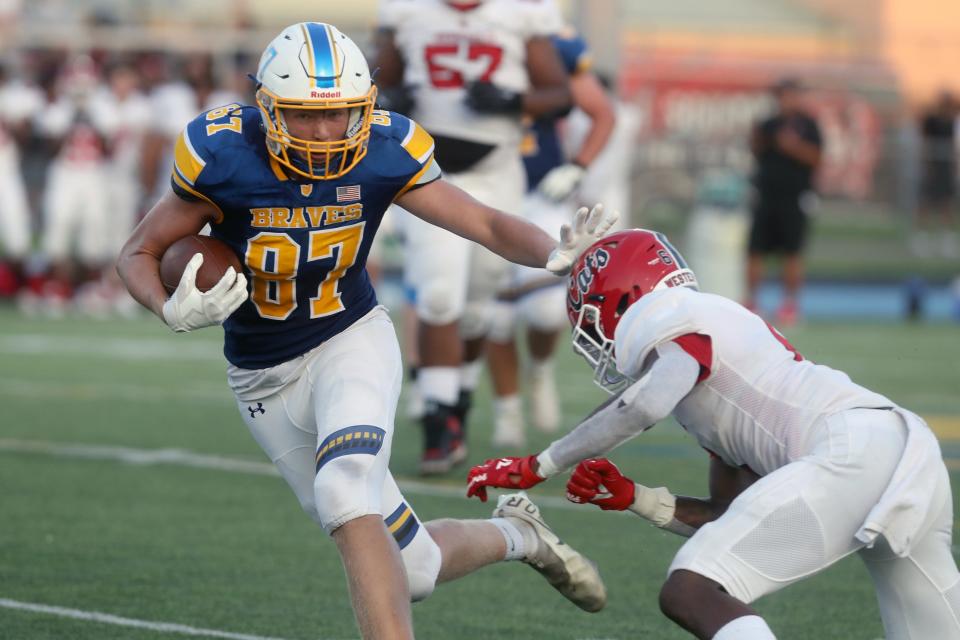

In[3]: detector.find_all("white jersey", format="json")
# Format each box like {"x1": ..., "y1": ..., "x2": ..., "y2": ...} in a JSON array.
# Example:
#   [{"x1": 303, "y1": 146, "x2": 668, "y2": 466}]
[
  {"x1": 88, "y1": 87, "x2": 151, "y2": 176},
  {"x1": 0, "y1": 80, "x2": 43, "y2": 149},
  {"x1": 379, "y1": 0, "x2": 563, "y2": 146},
  {"x1": 615, "y1": 287, "x2": 894, "y2": 476}
]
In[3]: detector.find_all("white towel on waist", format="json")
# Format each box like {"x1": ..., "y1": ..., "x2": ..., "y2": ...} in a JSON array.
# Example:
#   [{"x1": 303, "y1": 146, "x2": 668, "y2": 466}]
[{"x1": 855, "y1": 408, "x2": 945, "y2": 556}]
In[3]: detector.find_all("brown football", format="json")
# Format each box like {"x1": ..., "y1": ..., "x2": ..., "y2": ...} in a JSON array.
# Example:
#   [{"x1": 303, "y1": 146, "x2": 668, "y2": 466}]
[{"x1": 160, "y1": 235, "x2": 243, "y2": 295}]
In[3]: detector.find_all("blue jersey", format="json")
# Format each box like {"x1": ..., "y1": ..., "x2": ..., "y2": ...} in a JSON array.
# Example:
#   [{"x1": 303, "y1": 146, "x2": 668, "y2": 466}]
[
  {"x1": 522, "y1": 34, "x2": 591, "y2": 191},
  {"x1": 171, "y1": 105, "x2": 440, "y2": 369}
]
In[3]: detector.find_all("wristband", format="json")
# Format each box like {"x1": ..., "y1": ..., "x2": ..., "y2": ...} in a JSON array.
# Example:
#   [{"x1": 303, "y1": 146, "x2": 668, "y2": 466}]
[
  {"x1": 628, "y1": 484, "x2": 697, "y2": 537},
  {"x1": 535, "y1": 449, "x2": 560, "y2": 479}
]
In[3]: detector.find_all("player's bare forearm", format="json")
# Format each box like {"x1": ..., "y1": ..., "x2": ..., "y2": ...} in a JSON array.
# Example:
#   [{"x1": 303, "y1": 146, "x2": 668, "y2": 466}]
[
  {"x1": 371, "y1": 28, "x2": 404, "y2": 88},
  {"x1": 569, "y1": 72, "x2": 615, "y2": 167},
  {"x1": 523, "y1": 86, "x2": 572, "y2": 119},
  {"x1": 397, "y1": 179, "x2": 553, "y2": 267},
  {"x1": 117, "y1": 189, "x2": 217, "y2": 318},
  {"x1": 116, "y1": 251, "x2": 168, "y2": 318},
  {"x1": 672, "y1": 457, "x2": 760, "y2": 530},
  {"x1": 672, "y1": 496, "x2": 730, "y2": 530},
  {"x1": 523, "y1": 36, "x2": 571, "y2": 118}
]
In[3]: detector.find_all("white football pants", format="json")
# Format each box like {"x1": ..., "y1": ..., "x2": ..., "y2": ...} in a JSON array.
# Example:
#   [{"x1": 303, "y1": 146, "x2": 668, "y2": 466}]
[
  {"x1": 670, "y1": 408, "x2": 960, "y2": 639},
  {"x1": 402, "y1": 141, "x2": 525, "y2": 339},
  {"x1": 226, "y1": 306, "x2": 442, "y2": 600}
]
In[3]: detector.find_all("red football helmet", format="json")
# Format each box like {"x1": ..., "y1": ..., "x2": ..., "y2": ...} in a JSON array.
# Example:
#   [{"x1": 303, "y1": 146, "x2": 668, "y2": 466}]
[{"x1": 566, "y1": 229, "x2": 699, "y2": 393}]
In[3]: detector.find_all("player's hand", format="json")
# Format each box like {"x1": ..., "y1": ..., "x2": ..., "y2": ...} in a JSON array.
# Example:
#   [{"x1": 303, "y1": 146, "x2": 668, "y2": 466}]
[
  {"x1": 539, "y1": 163, "x2": 585, "y2": 201},
  {"x1": 566, "y1": 459, "x2": 636, "y2": 511},
  {"x1": 464, "y1": 81, "x2": 523, "y2": 115},
  {"x1": 545, "y1": 203, "x2": 620, "y2": 275},
  {"x1": 161, "y1": 253, "x2": 248, "y2": 333},
  {"x1": 466, "y1": 455, "x2": 543, "y2": 502}
]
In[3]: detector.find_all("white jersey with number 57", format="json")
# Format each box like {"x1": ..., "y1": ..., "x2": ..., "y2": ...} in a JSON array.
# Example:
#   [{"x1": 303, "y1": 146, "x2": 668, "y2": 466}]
[{"x1": 379, "y1": 0, "x2": 563, "y2": 146}]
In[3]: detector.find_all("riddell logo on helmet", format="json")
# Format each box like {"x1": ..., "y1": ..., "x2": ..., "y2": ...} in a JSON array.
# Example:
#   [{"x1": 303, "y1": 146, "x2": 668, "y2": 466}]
[
  {"x1": 569, "y1": 247, "x2": 610, "y2": 308},
  {"x1": 310, "y1": 90, "x2": 342, "y2": 98}
]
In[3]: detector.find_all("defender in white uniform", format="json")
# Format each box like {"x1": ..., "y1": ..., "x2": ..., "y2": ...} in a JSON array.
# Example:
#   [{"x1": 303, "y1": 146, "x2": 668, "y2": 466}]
[
  {"x1": 468, "y1": 228, "x2": 960, "y2": 640},
  {"x1": 374, "y1": 0, "x2": 571, "y2": 472}
]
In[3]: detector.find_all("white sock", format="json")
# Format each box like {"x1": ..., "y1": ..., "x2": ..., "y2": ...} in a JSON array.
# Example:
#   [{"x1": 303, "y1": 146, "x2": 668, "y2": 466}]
[
  {"x1": 418, "y1": 366, "x2": 460, "y2": 406},
  {"x1": 712, "y1": 615, "x2": 776, "y2": 640},
  {"x1": 494, "y1": 394, "x2": 522, "y2": 417},
  {"x1": 459, "y1": 359, "x2": 483, "y2": 391},
  {"x1": 490, "y1": 517, "x2": 527, "y2": 561},
  {"x1": 529, "y1": 357, "x2": 553, "y2": 379}
]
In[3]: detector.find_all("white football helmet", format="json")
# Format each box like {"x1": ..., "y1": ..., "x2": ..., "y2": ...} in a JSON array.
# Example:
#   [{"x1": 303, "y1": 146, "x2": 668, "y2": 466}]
[{"x1": 255, "y1": 22, "x2": 377, "y2": 180}]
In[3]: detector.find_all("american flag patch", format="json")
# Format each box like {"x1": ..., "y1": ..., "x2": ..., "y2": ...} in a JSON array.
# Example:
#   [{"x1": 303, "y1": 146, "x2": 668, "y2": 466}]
[{"x1": 336, "y1": 185, "x2": 361, "y2": 202}]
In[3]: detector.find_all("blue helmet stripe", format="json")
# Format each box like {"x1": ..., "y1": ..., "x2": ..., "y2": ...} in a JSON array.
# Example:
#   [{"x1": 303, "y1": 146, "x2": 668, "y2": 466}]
[
  {"x1": 654, "y1": 231, "x2": 688, "y2": 269},
  {"x1": 306, "y1": 22, "x2": 337, "y2": 88}
]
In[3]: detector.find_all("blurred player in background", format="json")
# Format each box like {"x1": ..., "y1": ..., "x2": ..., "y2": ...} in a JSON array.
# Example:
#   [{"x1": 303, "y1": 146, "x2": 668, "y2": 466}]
[
  {"x1": 916, "y1": 90, "x2": 959, "y2": 258},
  {"x1": 562, "y1": 72, "x2": 639, "y2": 235},
  {"x1": 140, "y1": 52, "x2": 240, "y2": 206},
  {"x1": 485, "y1": 29, "x2": 615, "y2": 448},
  {"x1": 745, "y1": 78, "x2": 822, "y2": 326},
  {"x1": 88, "y1": 60, "x2": 152, "y2": 314},
  {"x1": 0, "y1": 60, "x2": 42, "y2": 297},
  {"x1": 373, "y1": 0, "x2": 572, "y2": 474},
  {"x1": 32, "y1": 54, "x2": 111, "y2": 315},
  {"x1": 468, "y1": 229, "x2": 960, "y2": 640},
  {"x1": 117, "y1": 23, "x2": 612, "y2": 639}
]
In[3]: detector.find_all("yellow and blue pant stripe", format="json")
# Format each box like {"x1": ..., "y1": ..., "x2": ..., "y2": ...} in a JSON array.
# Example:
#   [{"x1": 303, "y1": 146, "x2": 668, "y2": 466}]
[
  {"x1": 315, "y1": 425, "x2": 385, "y2": 472},
  {"x1": 384, "y1": 501, "x2": 420, "y2": 550}
]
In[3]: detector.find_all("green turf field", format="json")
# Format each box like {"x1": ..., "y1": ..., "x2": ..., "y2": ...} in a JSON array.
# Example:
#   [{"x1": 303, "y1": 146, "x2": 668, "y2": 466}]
[{"x1": 1, "y1": 307, "x2": 957, "y2": 639}]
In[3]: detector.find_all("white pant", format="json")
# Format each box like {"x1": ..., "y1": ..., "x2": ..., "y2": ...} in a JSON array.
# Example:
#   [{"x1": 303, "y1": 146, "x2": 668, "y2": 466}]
[
  {"x1": 487, "y1": 192, "x2": 569, "y2": 342},
  {"x1": 226, "y1": 307, "x2": 442, "y2": 600},
  {"x1": 670, "y1": 408, "x2": 960, "y2": 639},
  {"x1": 402, "y1": 142, "x2": 525, "y2": 339},
  {"x1": 42, "y1": 161, "x2": 110, "y2": 263},
  {"x1": 0, "y1": 145, "x2": 31, "y2": 258}
]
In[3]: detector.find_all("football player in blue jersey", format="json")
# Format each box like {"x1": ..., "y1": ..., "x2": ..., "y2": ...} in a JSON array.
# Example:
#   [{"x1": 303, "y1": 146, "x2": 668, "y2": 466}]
[
  {"x1": 117, "y1": 23, "x2": 613, "y2": 639},
  {"x1": 486, "y1": 31, "x2": 616, "y2": 447}
]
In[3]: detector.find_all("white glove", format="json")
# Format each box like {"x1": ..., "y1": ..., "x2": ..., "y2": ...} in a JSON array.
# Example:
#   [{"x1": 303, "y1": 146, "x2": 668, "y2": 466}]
[
  {"x1": 161, "y1": 253, "x2": 248, "y2": 333},
  {"x1": 545, "y1": 203, "x2": 620, "y2": 275},
  {"x1": 539, "y1": 163, "x2": 585, "y2": 201}
]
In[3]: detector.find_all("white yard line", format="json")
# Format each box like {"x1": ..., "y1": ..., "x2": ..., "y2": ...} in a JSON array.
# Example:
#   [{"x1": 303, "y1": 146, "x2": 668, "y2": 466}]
[
  {"x1": 0, "y1": 438, "x2": 578, "y2": 510},
  {"x1": 0, "y1": 598, "x2": 296, "y2": 640},
  {"x1": 0, "y1": 377, "x2": 233, "y2": 405},
  {"x1": 0, "y1": 334, "x2": 223, "y2": 361}
]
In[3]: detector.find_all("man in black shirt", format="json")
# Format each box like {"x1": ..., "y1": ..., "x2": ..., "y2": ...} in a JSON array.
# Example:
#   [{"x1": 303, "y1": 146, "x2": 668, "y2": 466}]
[
  {"x1": 746, "y1": 78, "x2": 822, "y2": 325},
  {"x1": 916, "y1": 91, "x2": 958, "y2": 257}
]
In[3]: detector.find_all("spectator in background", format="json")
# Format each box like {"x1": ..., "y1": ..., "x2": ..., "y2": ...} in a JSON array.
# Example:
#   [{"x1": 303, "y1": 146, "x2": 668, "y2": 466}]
[
  {"x1": 0, "y1": 60, "x2": 43, "y2": 297},
  {"x1": 31, "y1": 53, "x2": 111, "y2": 316},
  {"x1": 88, "y1": 60, "x2": 152, "y2": 314},
  {"x1": 140, "y1": 53, "x2": 239, "y2": 206},
  {"x1": 745, "y1": 78, "x2": 822, "y2": 326},
  {"x1": 915, "y1": 90, "x2": 959, "y2": 258}
]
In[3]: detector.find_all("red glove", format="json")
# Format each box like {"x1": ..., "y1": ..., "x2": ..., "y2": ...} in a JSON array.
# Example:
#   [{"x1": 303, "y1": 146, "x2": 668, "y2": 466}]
[
  {"x1": 566, "y1": 459, "x2": 636, "y2": 511},
  {"x1": 466, "y1": 455, "x2": 543, "y2": 502}
]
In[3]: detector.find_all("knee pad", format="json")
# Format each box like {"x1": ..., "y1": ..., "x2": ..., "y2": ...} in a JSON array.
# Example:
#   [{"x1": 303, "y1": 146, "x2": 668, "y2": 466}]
[
  {"x1": 402, "y1": 526, "x2": 442, "y2": 602},
  {"x1": 519, "y1": 286, "x2": 567, "y2": 333},
  {"x1": 313, "y1": 427, "x2": 389, "y2": 533},
  {"x1": 486, "y1": 300, "x2": 518, "y2": 343},
  {"x1": 417, "y1": 279, "x2": 465, "y2": 325},
  {"x1": 383, "y1": 500, "x2": 442, "y2": 602},
  {"x1": 460, "y1": 300, "x2": 493, "y2": 340}
]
